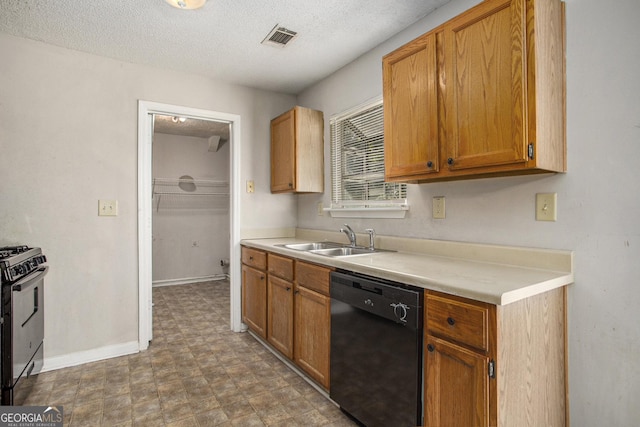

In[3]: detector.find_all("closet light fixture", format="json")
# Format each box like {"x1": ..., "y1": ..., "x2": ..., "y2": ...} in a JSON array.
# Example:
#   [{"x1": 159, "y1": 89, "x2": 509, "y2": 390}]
[
  {"x1": 165, "y1": 0, "x2": 207, "y2": 10},
  {"x1": 171, "y1": 116, "x2": 187, "y2": 123}
]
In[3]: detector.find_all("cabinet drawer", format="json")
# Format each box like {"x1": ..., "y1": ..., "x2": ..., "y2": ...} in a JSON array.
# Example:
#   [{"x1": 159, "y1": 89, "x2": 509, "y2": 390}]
[
  {"x1": 426, "y1": 292, "x2": 491, "y2": 352},
  {"x1": 295, "y1": 261, "x2": 332, "y2": 296},
  {"x1": 241, "y1": 247, "x2": 267, "y2": 270},
  {"x1": 268, "y1": 253, "x2": 294, "y2": 281}
]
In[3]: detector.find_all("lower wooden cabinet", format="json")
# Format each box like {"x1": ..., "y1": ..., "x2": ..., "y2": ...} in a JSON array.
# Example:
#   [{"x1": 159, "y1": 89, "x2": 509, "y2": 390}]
[
  {"x1": 425, "y1": 335, "x2": 489, "y2": 426},
  {"x1": 424, "y1": 288, "x2": 567, "y2": 427},
  {"x1": 267, "y1": 274, "x2": 294, "y2": 358},
  {"x1": 294, "y1": 283, "x2": 331, "y2": 389},
  {"x1": 267, "y1": 253, "x2": 295, "y2": 358},
  {"x1": 241, "y1": 246, "x2": 332, "y2": 390},
  {"x1": 241, "y1": 263, "x2": 267, "y2": 339},
  {"x1": 425, "y1": 291, "x2": 493, "y2": 426},
  {"x1": 294, "y1": 261, "x2": 332, "y2": 389}
]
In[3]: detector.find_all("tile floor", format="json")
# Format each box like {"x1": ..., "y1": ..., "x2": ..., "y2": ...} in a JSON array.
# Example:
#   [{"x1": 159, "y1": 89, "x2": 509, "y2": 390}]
[{"x1": 18, "y1": 280, "x2": 357, "y2": 426}]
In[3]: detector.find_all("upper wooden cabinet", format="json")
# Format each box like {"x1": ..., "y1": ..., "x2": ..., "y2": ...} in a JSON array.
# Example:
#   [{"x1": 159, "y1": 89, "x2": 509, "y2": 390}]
[
  {"x1": 383, "y1": 31, "x2": 440, "y2": 180},
  {"x1": 382, "y1": 0, "x2": 566, "y2": 183},
  {"x1": 270, "y1": 106, "x2": 324, "y2": 193}
]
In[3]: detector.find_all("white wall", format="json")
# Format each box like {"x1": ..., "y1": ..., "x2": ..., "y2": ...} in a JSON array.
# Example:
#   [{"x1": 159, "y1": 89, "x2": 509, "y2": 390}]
[
  {"x1": 152, "y1": 133, "x2": 230, "y2": 283},
  {"x1": 0, "y1": 33, "x2": 296, "y2": 362},
  {"x1": 298, "y1": 0, "x2": 640, "y2": 425}
]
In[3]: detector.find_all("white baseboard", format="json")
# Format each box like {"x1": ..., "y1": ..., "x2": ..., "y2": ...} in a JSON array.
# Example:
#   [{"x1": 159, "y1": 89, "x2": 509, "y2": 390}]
[
  {"x1": 152, "y1": 274, "x2": 227, "y2": 288},
  {"x1": 42, "y1": 340, "x2": 139, "y2": 372},
  {"x1": 42, "y1": 276, "x2": 230, "y2": 373}
]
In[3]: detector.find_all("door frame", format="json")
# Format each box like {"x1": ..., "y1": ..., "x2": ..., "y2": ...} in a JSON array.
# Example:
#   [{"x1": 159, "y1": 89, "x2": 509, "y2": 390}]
[{"x1": 137, "y1": 100, "x2": 243, "y2": 350}]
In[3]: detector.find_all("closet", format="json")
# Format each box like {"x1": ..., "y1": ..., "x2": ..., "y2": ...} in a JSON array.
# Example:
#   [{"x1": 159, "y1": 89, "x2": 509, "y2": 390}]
[{"x1": 151, "y1": 114, "x2": 231, "y2": 286}]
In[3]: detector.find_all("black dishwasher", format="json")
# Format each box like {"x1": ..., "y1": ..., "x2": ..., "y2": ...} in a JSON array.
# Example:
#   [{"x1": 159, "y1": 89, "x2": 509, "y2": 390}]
[{"x1": 330, "y1": 270, "x2": 423, "y2": 427}]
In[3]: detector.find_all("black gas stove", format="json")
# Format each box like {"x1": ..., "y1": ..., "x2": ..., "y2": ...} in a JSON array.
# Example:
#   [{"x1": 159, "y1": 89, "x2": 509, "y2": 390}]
[
  {"x1": 0, "y1": 246, "x2": 47, "y2": 284},
  {"x1": 0, "y1": 245, "x2": 48, "y2": 405}
]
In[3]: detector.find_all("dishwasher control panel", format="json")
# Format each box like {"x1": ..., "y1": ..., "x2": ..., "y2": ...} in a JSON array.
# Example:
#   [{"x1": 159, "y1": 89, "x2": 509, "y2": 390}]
[{"x1": 330, "y1": 270, "x2": 423, "y2": 329}]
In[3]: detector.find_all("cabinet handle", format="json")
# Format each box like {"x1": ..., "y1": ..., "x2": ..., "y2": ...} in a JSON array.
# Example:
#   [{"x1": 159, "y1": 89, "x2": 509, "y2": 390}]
[
  {"x1": 249, "y1": 256, "x2": 254, "y2": 261},
  {"x1": 447, "y1": 157, "x2": 454, "y2": 166},
  {"x1": 447, "y1": 317, "x2": 456, "y2": 326},
  {"x1": 427, "y1": 161, "x2": 433, "y2": 168},
  {"x1": 427, "y1": 344, "x2": 435, "y2": 352},
  {"x1": 260, "y1": 275, "x2": 265, "y2": 281},
  {"x1": 288, "y1": 183, "x2": 293, "y2": 188},
  {"x1": 286, "y1": 287, "x2": 291, "y2": 291}
]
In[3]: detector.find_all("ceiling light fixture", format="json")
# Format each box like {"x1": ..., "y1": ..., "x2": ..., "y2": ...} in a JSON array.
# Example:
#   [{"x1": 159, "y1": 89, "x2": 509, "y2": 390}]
[
  {"x1": 171, "y1": 116, "x2": 187, "y2": 123},
  {"x1": 165, "y1": 0, "x2": 207, "y2": 10}
]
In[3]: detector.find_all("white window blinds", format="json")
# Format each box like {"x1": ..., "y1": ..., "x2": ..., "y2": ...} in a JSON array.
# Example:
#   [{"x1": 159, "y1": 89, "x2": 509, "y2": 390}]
[{"x1": 330, "y1": 99, "x2": 407, "y2": 211}]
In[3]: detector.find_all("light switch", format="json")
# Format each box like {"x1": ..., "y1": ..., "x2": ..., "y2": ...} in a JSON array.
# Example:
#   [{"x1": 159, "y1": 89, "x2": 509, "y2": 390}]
[
  {"x1": 536, "y1": 193, "x2": 557, "y2": 221},
  {"x1": 433, "y1": 196, "x2": 445, "y2": 219},
  {"x1": 98, "y1": 200, "x2": 118, "y2": 216},
  {"x1": 246, "y1": 180, "x2": 255, "y2": 193},
  {"x1": 317, "y1": 202, "x2": 324, "y2": 216}
]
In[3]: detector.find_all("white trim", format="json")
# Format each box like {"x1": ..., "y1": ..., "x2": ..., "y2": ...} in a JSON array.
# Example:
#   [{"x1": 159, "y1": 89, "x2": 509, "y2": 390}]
[
  {"x1": 41, "y1": 341, "x2": 139, "y2": 372},
  {"x1": 152, "y1": 275, "x2": 228, "y2": 287},
  {"x1": 330, "y1": 94, "x2": 383, "y2": 122},
  {"x1": 328, "y1": 199, "x2": 408, "y2": 218},
  {"x1": 137, "y1": 101, "x2": 243, "y2": 352},
  {"x1": 326, "y1": 206, "x2": 408, "y2": 218}
]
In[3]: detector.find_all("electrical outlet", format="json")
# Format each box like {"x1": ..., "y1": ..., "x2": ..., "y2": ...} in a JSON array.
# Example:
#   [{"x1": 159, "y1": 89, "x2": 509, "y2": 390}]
[
  {"x1": 536, "y1": 193, "x2": 557, "y2": 221},
  {"x1": 98, "y1": 200, "x2": 118, "y2": 216},
  {"x1": 246, "y1": 180, "x2": 255, "y2": 193},
  {"x1": 433, "y1": 196, "x2": 446, "y2": 219}
]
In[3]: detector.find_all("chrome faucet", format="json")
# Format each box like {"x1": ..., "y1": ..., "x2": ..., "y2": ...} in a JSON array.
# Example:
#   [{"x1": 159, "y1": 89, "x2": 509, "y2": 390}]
[
  {"x1": 365, "y1": 228, "x2": 375, "y2": 250},
  {"x1": 340, "y1": 224, "x2": 357, "y2": 247}
]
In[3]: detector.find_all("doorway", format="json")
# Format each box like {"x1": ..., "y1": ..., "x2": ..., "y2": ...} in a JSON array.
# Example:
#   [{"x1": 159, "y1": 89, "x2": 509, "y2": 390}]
[
  {"x1": 137, "y1": 101, "x2": 243, "y2": 351},
  {"x1": 152, "y1": 115, "x2": 230, "y2": 286}
]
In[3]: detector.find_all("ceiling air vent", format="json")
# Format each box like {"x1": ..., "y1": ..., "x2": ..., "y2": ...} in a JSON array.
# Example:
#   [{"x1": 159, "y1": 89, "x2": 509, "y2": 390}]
[{"x1": 262, "y1": 25, "x2": 298, "y2": 48}]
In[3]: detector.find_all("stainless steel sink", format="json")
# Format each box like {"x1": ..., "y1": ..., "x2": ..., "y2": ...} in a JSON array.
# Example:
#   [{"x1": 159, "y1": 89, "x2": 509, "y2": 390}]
[
  {"x1": 277, "y1": 241, "x2": 394, "y2": 257},
  {"x1": 279, "y1": 242, "x2": 344, "y2": 251},
  {"x1": 309, "y1": 247, "x2": 391, "y2": 257}
]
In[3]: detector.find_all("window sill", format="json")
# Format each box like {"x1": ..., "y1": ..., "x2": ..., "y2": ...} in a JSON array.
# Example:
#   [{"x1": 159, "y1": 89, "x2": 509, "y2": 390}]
[{"x1": 325, "y1": 206, "x2": 408, "y2": 219}]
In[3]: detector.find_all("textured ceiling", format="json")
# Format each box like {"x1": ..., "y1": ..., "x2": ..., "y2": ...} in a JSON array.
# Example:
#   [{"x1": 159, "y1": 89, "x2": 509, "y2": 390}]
[{"x1": 0, "y1": 0, "x2": 450, "y2": 95}]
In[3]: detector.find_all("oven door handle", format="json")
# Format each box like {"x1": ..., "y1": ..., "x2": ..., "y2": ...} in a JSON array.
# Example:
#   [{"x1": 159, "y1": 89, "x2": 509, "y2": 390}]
[{"x1": 12, "y1": 266, "x2": 49, "y2": 292}]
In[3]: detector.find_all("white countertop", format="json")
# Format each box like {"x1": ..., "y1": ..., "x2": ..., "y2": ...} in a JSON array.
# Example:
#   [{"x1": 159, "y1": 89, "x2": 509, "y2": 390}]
[{"x1": 241, "y1": 231, "x2": 574, "y2": 306}]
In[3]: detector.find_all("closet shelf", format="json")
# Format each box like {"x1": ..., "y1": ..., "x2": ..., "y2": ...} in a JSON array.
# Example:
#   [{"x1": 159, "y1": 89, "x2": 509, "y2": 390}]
[{"x1": 152, "y1": 177, "x2": 229, "y2": 212}]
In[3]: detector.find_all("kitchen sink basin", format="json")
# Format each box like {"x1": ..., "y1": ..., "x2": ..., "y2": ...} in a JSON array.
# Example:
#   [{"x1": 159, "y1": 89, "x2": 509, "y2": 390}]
[
  {"x1": 277, "y1": 241, "x2": 395, "y2": 257},
  {"x1": 279, "y1": 242, "x2": 344, "y2": 251},
  {"x1": 309, "y1": 247, "x2": 392, "y2": 257}
]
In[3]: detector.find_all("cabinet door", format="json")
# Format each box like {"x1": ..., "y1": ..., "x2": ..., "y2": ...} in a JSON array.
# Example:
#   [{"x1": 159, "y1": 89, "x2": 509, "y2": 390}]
[
  {"x1": 383, "y1": 31, "x2": 439, "y2": 180},
  {"x1": 267, "y1": 275, "x2": 294, "y2": 358},
  {"x1": 271, "y1": 108, "x2": 296, "y2": 192},
  {"x1": 425, "y1": 335, "x2": 489, "y2": 427},
  {"x1": 294, "y1": 285, "x2": 330, "y2": 389},
  {"x1": 444, "y1": 0, "x2": 527, "y2": 171},
  {"x1": 241, "y1": 264, "x2": 267, "y2": 339}
]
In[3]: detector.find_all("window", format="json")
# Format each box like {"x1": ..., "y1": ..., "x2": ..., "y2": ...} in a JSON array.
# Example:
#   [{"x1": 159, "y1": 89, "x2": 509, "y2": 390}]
[{"x1": 329, "y1": 97, "x2": 408, "y2": 218}]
